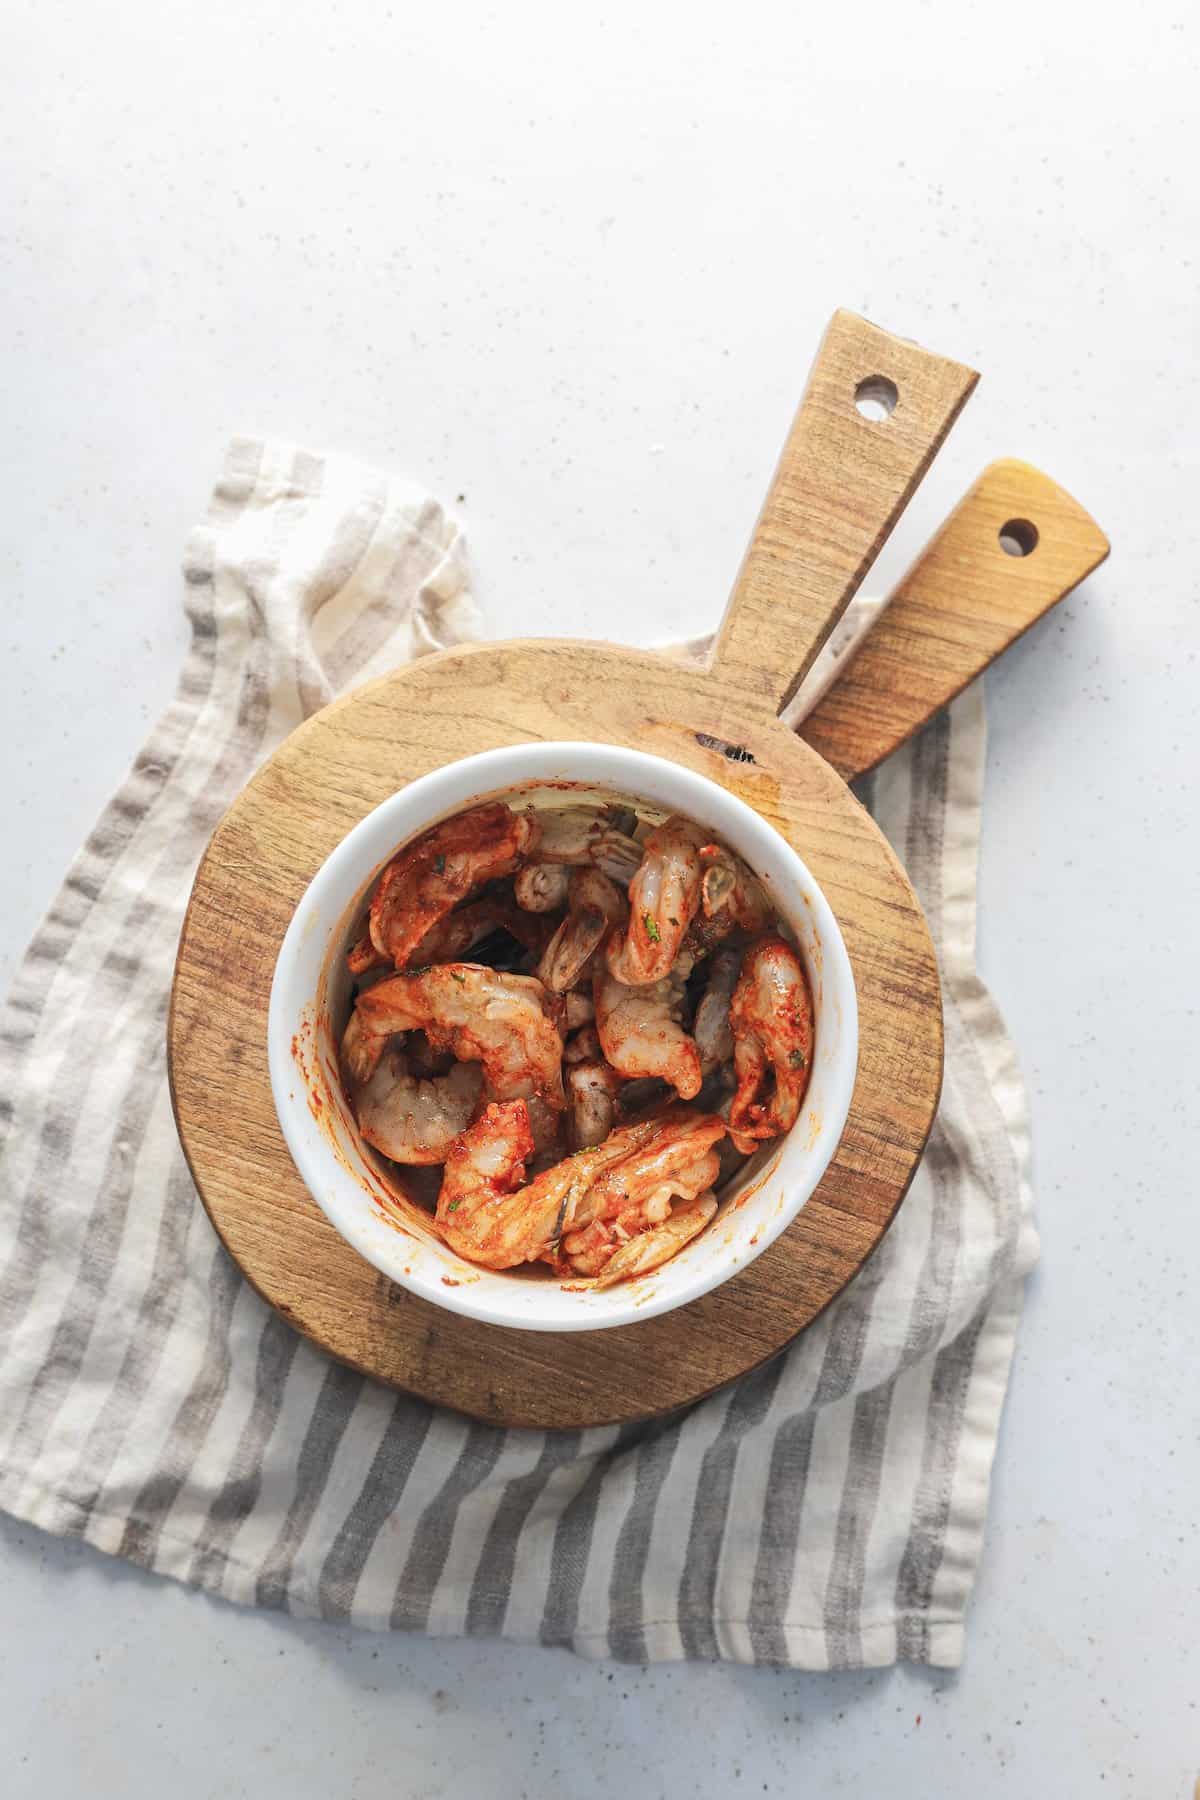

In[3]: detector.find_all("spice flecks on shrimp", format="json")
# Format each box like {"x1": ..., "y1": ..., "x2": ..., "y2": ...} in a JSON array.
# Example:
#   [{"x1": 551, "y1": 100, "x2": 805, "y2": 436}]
[
  {"x1": 353, "y1": 1045, "x2": 482, "y2": 1165},
  {"x1": 728, "y1": 935, "x2": 814, "y2": 1154},
  {"x1": 369, "y1": 802, "x2": 539, "y2": 968},
  {"x1": 591, "y1": 1192, "x2": 718, "y2": 1289},
  {"x1": 341, "y1": 1007, "x2": 387, "y2": 1086},
  {"x1": 347, "y1": 933, "x2": 388, "y2": 976},
  {"x1": 514, "y1": 863, "x2": 570, "y2": 912},
  {"x1": 338, "y1": 792, "x2": 807, "y2": 1287},
  {"x1": 530, "y1": 805, "x2": 643, "y2": 884},
  {"x1": 593, "y1": 964, "x2": 703, "y2": 1100},
  {"x1": 353, "y1": 963, "x2": 566, "y2": 1115},
  {"x1": 567, "y1": 1058, "x2": 623, "y2": 1148},
  {"x1": 605, "y1": 815, "x2": 706, "y2": 986},
  {"x1": 699, "y1": 844, "x2": 773, "y2": 935},
  {"x1": 407, "y1": 893, "x2": 552, "y2": 966},
  {"x1": 435, "y1": 1100, "x2": 667, "y2": 1268},
  {"x1": 558, "y1": 1108, "x2": 725, "y2": 1276}
]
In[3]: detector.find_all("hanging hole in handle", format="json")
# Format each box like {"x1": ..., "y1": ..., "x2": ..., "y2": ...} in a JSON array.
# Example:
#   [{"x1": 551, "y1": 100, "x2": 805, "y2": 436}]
[
  {"x1": 854, "y1": 375, "x2": 899, "y2": 421},
  {"x1": 998, "y1": 518, "x2": 1039, "y2": 558}
]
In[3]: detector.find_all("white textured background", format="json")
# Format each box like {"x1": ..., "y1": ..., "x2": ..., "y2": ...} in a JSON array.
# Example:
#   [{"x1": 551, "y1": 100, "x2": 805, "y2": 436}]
[{"x1": 2, "y1": 2, "x2": 1197, "y2": 1795}]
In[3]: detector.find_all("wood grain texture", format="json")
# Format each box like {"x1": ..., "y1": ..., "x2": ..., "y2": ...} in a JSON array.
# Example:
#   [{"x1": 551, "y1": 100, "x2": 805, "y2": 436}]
[
  {"x1": 169, "y1": 642, "x2": 944, "y2": 1429},
  {"x1": 799, "y1": 458, "x2": 1111, "y2": 779},
  {"x1": 708, "y1": 310, "x2": 979, "y2": 715}
]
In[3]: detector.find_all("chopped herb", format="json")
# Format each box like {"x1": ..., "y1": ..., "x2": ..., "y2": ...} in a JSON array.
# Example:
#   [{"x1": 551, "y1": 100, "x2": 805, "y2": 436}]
[
  {"x1": 643, "y1": 912, "x2": 661, "y2": 944},
  {"x1": 434, "y1": 854, "x2": 446, "y2": 874},
  {"x1": 450, "y1": 969, "x2": 466, "y2": 984},
  {"x1": 447, "y1": 1198, "x2": 461, "y2": 1211},
  {"x1": 789, "y1": 1048, "x2": 807, "y2": 1069},
  {"x1": 404, "y1": 964, "x2": 432, "y2": 977},
  {"x1": 669, "y1": 916, "x2": 680, "y2": 928}
]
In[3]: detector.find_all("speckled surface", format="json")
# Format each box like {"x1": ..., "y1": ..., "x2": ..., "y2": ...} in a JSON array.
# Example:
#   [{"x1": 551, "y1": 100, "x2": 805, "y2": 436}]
[{"x1": 2, "y1": 1, "x2": 1197, "y2": 1794}]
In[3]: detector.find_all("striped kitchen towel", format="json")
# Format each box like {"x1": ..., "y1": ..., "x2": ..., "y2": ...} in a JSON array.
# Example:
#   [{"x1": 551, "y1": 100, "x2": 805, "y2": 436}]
[{"x1": 0, "y1": 438, "x2": 1038, "y2": 1668}]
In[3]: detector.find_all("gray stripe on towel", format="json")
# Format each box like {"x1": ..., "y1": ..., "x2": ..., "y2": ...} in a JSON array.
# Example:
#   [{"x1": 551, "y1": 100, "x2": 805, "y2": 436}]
[
  {"x1": 255, "y1": 1361, "x2": 367, "y2": 1614},
  {"x1": 466, "y1": 1431, "x2": 583, "y2": 1638},
  {"x1": 391, "y1": 1423, "x2": 507, "y2": 1632},
  {"x1": 317, "y1": 1395, "x2": 434, "y2": 1623}
]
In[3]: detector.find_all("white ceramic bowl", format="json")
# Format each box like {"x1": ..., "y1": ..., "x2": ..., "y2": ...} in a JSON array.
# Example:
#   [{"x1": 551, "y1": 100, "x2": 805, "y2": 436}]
[{"x1": 268, "y1": 744, "x2": 858, "y2": 1331}]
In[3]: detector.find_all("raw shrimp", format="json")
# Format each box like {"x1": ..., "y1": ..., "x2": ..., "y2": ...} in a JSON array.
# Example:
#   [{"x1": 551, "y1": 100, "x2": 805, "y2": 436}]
[
  {"x1": 591, "y1": 1193, "x2": 718, "y2": 1289},
  {"x1": 353, "y1": 1043, "x2": 482, "y2": 1165},
  {"x1": 558, "y1": 1107, "x2": 725, "y2": 1276},
  {"x1": 407, "y1": 894, "x2": 550, "y2": 965},
  {"x1": 574, "y1": 1106, "x2": 723, "y2": 1231},
  {"x1": 564, "y1": 1022, "x2": 601, "y2": 1065},
  {"x1": 594, "y1": 964, "x2": 702, "y2": 1100},
  {"x1": 693, "y1": 948, "x2": 742, "y2": 1073},
  {"x1": 728, "y1": 935, "x2": 814, "y2": 1153},
  {"x1": 537, "y1": 869, "x2": 627, "y2": 994},
  {"x1": 605, "y1": 815, "x2": 706, "y2": 985},
  {"x1": 531, "y1": 805, "x2": 643, "y2": 884},
  {"x1": 352, "y1": 964, "x2": 565, "y2": 1114},
  {"x1": 341, "y1": 1008, "x2": 384, "y2": 1086},
  {"x1": 698, "y1": 844, "x2": 773, "y2": 934},
  {"x1": 564, "y1": 988, "x2": 595, "y2": 1031},
  {"x1": 369, "y1": 802, "x2": 539, "y2": 967},
  {"x1": 435, "y1": 1101, "x2": 668, "y2": 1269},
  {"x1": 567, "y1": 1059, "x2": 623, "y2": 1148},
  {"x1": 538, "y1": 904, "x2": 605, "y2": 994},
  {"x1": 347, "y1": 933, "x2": 388, "y2": 976},
  {"x1": 514, "y1": 864, "x2": 569, "y2": 912},
  {"x1": 524, "y1": 1097, "x2": 566, "y2": 1161}
]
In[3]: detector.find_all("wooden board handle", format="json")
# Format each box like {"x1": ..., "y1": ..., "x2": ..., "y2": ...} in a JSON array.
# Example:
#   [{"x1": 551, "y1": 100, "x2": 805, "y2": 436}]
[
  {"x1": 796, "y1": 458, "x2": 1111, "y2": 780},
  {"x1": 707, "y1": 310, "x2": 979, "y2": 715}
]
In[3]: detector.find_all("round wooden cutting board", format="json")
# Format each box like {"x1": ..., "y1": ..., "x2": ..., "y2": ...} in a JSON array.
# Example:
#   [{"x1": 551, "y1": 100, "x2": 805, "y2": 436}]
[{"x1": 170, "y1": 311, "x2": 973, "y2": 1429}]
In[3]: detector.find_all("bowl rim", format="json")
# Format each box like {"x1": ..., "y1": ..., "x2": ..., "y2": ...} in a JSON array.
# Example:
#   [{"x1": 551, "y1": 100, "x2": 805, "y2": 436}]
[{"x1": 267, "y1": 741, "x2": 859, "y2": 1331}]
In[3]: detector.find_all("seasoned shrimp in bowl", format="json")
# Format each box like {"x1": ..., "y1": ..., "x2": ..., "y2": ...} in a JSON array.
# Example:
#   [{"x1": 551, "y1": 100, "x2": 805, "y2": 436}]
[{"x1": 268, "y1": 744, "x2": 857, "y2": 1332}]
